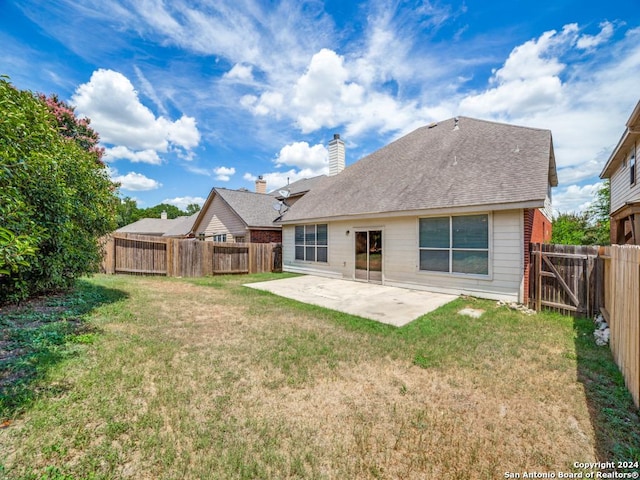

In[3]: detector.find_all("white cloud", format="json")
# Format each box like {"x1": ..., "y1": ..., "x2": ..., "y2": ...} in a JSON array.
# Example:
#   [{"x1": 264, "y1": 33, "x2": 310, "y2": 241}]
[
  {"x1": 243, "y1": 172, "x2": 257, "y2": 182},
  {"x1": 577, "y1": 21, "x2": 614, "y2": 50},
  {"x1": 292, "y1": 49, "x2": 360, "y2": 133},
  {"x1": 112, "y1": 171, "x2": 162, "y2": 191},
  {"x1": 552, "y1": 183, "x2": 603, "y2": 215},
  {"x1": 459, "y1": 25, "x2": 579, "y2": 117},
  {"x1": 162, "y1": 196, "x2": 206, "y2": 209},
  {"x1": 72, "y1": 69, "x2": 200, "y2": 154},
  {"x1": 104, "y1": 146, "x2": 163, "y2": 165},
  {"x1": 261, "y1": 169, "x2": 323, "y2": 192},
  {"x1": 224, "y1": 63, "x2": 253, "y2": 81},
  {"x1": 275, "y1": 142, "x2": 328, "y2": 170},
  {"x1": 213, "y1": 166, "x2": 236, "y2": 181}
]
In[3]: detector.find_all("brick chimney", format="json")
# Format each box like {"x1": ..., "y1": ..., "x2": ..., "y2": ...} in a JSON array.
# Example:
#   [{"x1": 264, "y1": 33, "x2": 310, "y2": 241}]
[
  {"x1": 255, "y1": 175, "x2": 267, "y2": 194},
  {"x1": 328, "y1": 133, "x2": 345, "y2": 176}
]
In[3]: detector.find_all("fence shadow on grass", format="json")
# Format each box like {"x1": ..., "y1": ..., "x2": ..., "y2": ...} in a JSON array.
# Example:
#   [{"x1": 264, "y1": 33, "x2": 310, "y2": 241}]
[
  {"x1": 573, "y1": 316, "x2": 640, "y2": 466},
  {"x1": 0, "y1": 280, "x2": 128, "y2": 422}
]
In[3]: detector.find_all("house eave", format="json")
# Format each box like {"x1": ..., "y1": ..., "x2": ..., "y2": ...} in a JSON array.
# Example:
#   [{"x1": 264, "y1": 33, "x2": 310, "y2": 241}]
[
  {"x1": 280, "y1": 199, "x2": 546, "y2": 224},
  {"x1": 601, "y1": 100, "x2": 640, "y2": 179}
]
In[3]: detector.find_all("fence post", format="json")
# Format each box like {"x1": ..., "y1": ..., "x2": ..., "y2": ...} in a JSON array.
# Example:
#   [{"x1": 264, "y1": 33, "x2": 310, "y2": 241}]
[
  {"x1": 535, "y1": 243, "x2": 542, "y2": 312},
  {"x1": 166, "y1": 238, "x2": 173, "y2": 277}
]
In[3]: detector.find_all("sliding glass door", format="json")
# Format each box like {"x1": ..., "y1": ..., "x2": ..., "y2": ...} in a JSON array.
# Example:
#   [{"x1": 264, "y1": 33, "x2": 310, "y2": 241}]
[{"x1": 355, "y1": 230, "x2": 382, "y2": 283}]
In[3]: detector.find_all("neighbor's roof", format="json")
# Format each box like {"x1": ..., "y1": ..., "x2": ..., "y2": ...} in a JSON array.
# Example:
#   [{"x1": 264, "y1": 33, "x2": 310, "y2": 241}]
[
  {"x1": 212, "y1": 187, "x2": 280, "y2": 228},
  {"x1": 162, "y1": 212, "x2": 199, "y2": 237},
  {"x1": 272, "y1": 175, "x2": 326, "y2": 198},
  {"x1": 282, "y1": 116, "x2": 557, "y2": 223},
  {"x1": 600, "y1": 100, "x2": 640, "y2": 179},
  {"x1": 116, "y1": 216, "x2": 192, "y2": 236}
]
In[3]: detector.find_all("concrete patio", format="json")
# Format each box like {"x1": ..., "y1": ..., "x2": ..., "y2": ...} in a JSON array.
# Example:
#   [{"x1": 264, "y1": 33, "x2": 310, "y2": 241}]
[{"x1": 244, "y1": 275, "x2": 458, "y2": 327}]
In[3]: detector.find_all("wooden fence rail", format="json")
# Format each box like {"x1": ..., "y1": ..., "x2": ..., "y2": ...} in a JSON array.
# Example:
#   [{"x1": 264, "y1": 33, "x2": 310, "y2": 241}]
[{"x1": 101, "y1": 233, "x2": 281, "y2": 277}]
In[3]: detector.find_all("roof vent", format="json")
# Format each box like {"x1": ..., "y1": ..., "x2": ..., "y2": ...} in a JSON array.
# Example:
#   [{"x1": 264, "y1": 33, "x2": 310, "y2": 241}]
[
  {"x1": 453, "y1": 117, "x2": 459, "y2": 131},
  {"x1": 428, "y1": 122, "x2": 438, "y2": 129}
]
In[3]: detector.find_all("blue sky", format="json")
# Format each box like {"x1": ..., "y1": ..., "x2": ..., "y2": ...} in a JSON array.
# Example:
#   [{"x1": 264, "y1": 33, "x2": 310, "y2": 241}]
[{"x1": 2, "y1": 1, "x2": 639, "y2": 213}]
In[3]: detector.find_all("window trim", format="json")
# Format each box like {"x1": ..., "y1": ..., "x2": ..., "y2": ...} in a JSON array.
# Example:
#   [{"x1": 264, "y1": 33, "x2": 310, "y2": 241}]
[
  {"x1": 418, "y1": 213, "x2": 491, "y2": 278},
  {"x1": 630, "y1": 143, "x2": 636, "y2": 186},
  {"x1": 294, "y1": 224, "x2": 328, "y2": 263},
  {"x1": 213, "y1": 233, "x2": 227, "y2": 242}
]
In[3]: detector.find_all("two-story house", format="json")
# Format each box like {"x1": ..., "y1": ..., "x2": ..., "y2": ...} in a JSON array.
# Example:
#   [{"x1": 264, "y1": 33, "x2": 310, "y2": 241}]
[{"x1": 600, "y1": 100, "x2": 640, "y2": 245}]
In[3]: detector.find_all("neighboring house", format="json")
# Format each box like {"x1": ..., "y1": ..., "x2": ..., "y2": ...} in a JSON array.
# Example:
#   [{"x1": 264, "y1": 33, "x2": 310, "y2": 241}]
[
  {"x1": 280, "y1": 116, "x2": 557, "y2": 303},
  {"x1": 600, "y1": 100, "x2": 640, "y2": 245},
  {"x1": 116, "y1": 211, "x2": 199, "y2": 237},
  {"x1": 190, "y1": 135, "x2": 346, "y2": 243},
  {"x1": 190, "y1": 187, "x2": 283, "y2": 243}
]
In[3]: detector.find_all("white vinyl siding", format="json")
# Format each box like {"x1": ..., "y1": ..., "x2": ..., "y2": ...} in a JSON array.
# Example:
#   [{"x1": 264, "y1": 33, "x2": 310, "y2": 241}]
[
  {"x1": 283, "y1": 209, "x2": 525, "y2": 302},
  {"x1": 611, "y1": 144, "x2": 640, "y2": 213},
  {"x1": 198, "y1": 195, "x2": 248, "y2": 241}
]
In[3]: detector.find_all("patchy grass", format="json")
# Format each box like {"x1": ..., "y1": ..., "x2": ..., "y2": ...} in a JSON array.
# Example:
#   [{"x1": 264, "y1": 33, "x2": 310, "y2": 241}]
[
  {"x1": 0, "y1": 281, "x2": 127, "y2": 421},
  {"x1": 0, "y1": 274, "x2": 638, "y2": 479}
]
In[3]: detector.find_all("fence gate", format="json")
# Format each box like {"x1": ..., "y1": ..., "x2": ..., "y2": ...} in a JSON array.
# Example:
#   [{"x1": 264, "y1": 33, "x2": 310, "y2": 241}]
[{"x1": 529, "y1": 243, "x2": 601, "y2": 317}]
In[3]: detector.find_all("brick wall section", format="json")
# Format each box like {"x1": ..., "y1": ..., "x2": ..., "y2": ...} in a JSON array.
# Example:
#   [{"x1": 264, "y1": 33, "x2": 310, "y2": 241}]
[
  {"x1": 249, "y1": 229, "x2": 282, "y2": 243},
  {"x1": 523, "y1": 209, "x2": 553, "y2": 304}
]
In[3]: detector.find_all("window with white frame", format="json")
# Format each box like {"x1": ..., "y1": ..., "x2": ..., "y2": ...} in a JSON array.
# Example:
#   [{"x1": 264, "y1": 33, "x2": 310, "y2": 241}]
[
  {"x1": 295, "y1": 224, "x2": 328, "y2": 262},
  {"x1": 213, "y1": 233, "x2": 227, "y2": 242},
  {"x1": 419, "y1": 214, "x2": 489, "y2": 275},
  {"x1": 630, "y1": 145, "x2": 636, "y2": 186}
]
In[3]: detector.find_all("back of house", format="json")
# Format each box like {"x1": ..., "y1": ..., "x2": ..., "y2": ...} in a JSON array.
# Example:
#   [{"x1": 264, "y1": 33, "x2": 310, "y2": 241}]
[{"x1": 280, "y1": 116, "x2": 558, "y2": 303}]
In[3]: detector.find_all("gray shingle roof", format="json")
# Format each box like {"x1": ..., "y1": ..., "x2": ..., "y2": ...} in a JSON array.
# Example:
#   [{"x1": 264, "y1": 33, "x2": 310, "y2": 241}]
[
  {"x1": 116, "y1": 217, "x2": 189, "y2": 235},
  {"x1": 272, "y1": 175, "x2": 326, "y2": 198},
  {"x1": 215, "y1": 188, "x2": 281, "y2": 228},
  {"x1": 282, "y1": 116, "x2": 556, "y2": 222},
  {"x1": 162, "y1": 212, "x2": 199, "y2": 237}
]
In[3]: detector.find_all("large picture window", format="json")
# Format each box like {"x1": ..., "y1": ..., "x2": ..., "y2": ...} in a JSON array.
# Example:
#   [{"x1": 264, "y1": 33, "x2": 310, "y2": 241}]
[
  {"x1": 419, "y1": 214, "x2": 489, "y2": 275},
  {"x1": 295, "y1": 224, "x2": 328, "y2": 262}
]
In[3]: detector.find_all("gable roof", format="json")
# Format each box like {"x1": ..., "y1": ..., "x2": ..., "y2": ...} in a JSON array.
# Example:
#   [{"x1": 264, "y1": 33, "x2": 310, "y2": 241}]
[
  {"x1": 191, "y1": 187, "x2": 281, "y2": 234},
  {"x1": 272, "y1": 175, "x2": 326, "y2": 199},
  {"x1": 162, "y1": 212, "x2": 199, "y2": 237},
  {"x1": 215, "y1": 188, "x2": 281, "y2": 228},
  {"x1": 116, "y1": 218, "x2": 176, "y2": 235},
  {"x1": 600, "y1": 99, "x2": 640, "y2": 179},
  {"x1": 117, "y1": 213, "x2": 199, "y2": 237},
  {"x1": 282, "y1": 116, "x2": 557, "y2": 223}
]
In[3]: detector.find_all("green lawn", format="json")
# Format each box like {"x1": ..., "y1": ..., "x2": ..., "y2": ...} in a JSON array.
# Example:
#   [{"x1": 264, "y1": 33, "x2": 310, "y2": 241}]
[{"x1": 1, "y1": 273, "x2": 638, "y2": 479}]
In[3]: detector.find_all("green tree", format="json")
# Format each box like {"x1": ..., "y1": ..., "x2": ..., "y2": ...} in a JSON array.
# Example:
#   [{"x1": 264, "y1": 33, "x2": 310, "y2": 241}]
[
  {"x1": 186, "y1": 203, "x2": 201, "y2": 215},
  {"x1": 140, "y1": 203, "x2": 187, "y2": 219},
  {"x1": 0, "y1": 78, "x2": 117, "y2": 303},
  {"x1": 116, "y1": 196, "x2": 143, "y2": 228},
  {"x1": 585, "y1": 180, "x2": 610, "y2": 245},
  {"x1": 552, "y1": 181, "x2": 610, "y2": 246},
  {"x1": 552, "y1": 212, "x2": 589, "y2": 245}
]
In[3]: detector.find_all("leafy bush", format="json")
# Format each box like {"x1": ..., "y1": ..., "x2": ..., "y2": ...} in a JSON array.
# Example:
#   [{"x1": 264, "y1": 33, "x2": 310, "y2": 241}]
[{"x1": 0, "y1": 77, "x2": 117, "y2": 303}]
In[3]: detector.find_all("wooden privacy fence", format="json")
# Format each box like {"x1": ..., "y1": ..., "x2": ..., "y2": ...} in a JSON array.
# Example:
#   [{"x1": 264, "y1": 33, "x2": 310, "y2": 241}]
[
  {"x1": 101, "y1": 233, "x2": 282, "y2": 277},
  {"x1": 529, "y1": 243, "x2": 602, "y2": 317},
  {"x1": 529, "y1": 243, "x2": 640, "y2": 408},
  {"x1": 600, "y1": 245, "x2": 640, "y2": 408}
]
